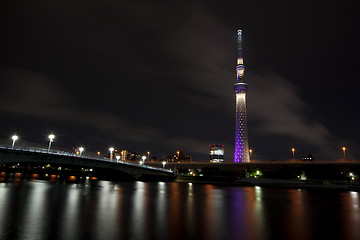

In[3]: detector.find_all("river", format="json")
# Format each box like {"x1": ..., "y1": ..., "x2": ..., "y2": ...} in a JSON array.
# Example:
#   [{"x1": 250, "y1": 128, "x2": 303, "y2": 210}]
[{"x1": 0, "y1": 179, "x2": 359, "y2": 240}]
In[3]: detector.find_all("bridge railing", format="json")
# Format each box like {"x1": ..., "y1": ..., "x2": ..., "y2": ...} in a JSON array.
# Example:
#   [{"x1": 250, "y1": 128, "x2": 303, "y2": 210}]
[{"x1": 0, "y1": 145, "x2": 172, "y2": 173}]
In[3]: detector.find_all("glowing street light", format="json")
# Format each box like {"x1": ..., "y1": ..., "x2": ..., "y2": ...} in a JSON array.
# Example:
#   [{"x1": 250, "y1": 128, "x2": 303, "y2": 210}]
[
  {"x1": 97, "y1": 151, "x2": 100, "y2": 157},
  {"x1": 147, "y1": 151, "x2": 150, "y2": 162},
  {"x1": 162, "y1": 161, "x2": 166, "y2": 169},
  {"x1": 249, "y1": 149, "x2": 253, "y2": 159},
  {"x1": 109, "y1": 147, "x2": 114, "y2": 160},
  {"x1": 291, "y1": 148, "x2": 295, "y2": 160},
  {"x1": 177, "y1": 151, "x2": 180, "y2": 161},
  {"x1": 116, "y1": 155, "x2": 120, "y2": 162},
  {"x1": 142, "y1": 155, "x2": 146, "y2": 164},
  {"x1": 11, "y1": 135, "x2": 18, "y2": 149},
  {"x1": 79, "y1": 147, "x2": 84, "y2": 156},
  {"x1": 342, "y1": 147, "x2": 346, "y2": 160},
  {"x1": 48, "y1": 134, "x2": 55, "y2": 152}
]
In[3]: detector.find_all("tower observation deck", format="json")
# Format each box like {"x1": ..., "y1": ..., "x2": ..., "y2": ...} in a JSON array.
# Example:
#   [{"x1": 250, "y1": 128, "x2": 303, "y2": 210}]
[{"x1": 234, "y1": 29, "x2": 250, "y2": 163}]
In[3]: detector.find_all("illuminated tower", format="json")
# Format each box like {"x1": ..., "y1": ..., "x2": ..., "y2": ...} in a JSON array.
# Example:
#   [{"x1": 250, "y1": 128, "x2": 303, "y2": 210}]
[{"x1": 234, "y1": 29, "x2": 250, "y2": 163}]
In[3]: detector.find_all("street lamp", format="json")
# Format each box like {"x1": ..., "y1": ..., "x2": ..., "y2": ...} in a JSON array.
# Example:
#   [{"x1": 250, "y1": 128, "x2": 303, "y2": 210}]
[
  {"x1": 291, "y1": 148, "x2": 295, "y2": 160},
  {"x1": 147, "y1": 151, "x2": 150, "y2": 162},
  {"x1": 11, "y1": 135, "x2": 18, "y2": 149},
  {"x1": 342, "y1": 147, "x2": 346, "y2": 161},
  {"x1": 116, "y1": 155, "x2": 120, "y2": 162},
  {"x1": 162, "y1": 161, "x2": 166, "y2": 169},
  {"x1": 97, "y1": 151, "x2": 100, "y2": 157},
  {"x1": 177, "y1": 151, "x2": 180, "y2": 161},
  {"x1": 79, "y1": 147, "x2": 84, "y2": 156},
  {"x1": 109, "y1": 147, "x2": 114, "y2": 160},
  {"x1": 249, "y1": 149, "x2": 252, "y2": 159},
  {"x1": 142, "y1": 155, "x2": 146, "y2": 164},
  {"x1": 48, "y1": 134, "x2": 55, "y2": 152}
]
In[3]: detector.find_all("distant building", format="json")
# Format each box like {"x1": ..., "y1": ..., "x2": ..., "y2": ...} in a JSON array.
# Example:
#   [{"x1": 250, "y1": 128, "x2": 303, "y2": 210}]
[
  {"x1": 209, "y1": 144, "x2": 224, "y2": 163},
  {"x1": 121, "y1": 150, "x2": 141, "y2": 162},
  {"x1": 167, "y1": 151, "x2": 192, "y2": 163},
  {"x1": 301, "y1": 154, "x2": 314, "y2": 161},
  {"x1": 150, "y1": 156, "x2": 158, "y2": 163}
]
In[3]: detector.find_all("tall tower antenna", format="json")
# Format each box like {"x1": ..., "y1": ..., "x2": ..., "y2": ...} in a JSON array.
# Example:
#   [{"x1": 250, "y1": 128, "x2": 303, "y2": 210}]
[
  {"x1": 234, "y1": 29, "x2": 250, "y2": 163},
  {"x1": 237, "y1": 29, "x2": 243, "y2": 58}
]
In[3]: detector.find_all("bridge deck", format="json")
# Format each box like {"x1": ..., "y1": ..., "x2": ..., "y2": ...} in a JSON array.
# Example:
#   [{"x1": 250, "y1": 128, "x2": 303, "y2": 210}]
[{"x1": 0, "y1": 145, "x2": 173, "y2": 180}]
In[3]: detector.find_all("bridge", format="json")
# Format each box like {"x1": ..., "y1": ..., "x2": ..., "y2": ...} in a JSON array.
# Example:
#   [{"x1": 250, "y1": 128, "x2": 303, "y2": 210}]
[
  {"x1": 0, "y1": 145, "x2": 174, "y2": 181},
  {"x1": 148, "y1": 161, "x2": 360, "y2": 182}
]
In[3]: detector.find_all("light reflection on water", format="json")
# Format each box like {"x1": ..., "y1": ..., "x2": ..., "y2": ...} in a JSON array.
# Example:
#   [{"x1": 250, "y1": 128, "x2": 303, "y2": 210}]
[
  {"x1": 0, "y1": 179, "x2": 359, "y2": 240},
  {"x1": 59, "y1": 184, "x2": 82, "y2": 240}
]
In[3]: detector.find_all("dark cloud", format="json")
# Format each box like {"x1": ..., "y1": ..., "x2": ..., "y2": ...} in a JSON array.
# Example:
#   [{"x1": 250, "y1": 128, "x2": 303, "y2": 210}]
[{"x1": 247, "y1": 72, "x2": 337, "y2": 158}]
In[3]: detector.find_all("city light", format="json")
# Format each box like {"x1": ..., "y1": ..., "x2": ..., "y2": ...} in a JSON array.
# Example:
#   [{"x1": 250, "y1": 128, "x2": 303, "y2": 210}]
[
  {"x1": 142, "y1": 155, "x2": 146, "y2": 163},
  {"x1": 48, "y1": 134, "x2": 55, "y2": 152},
  {"x1": 79, "y1": 147, "x2": 84, "y2": 156},
  {"x1": 109, "y1": 147, "x2": 114, "y2": 160},
  {"x1": 11, "y1": 135, "x2": 18, "y2": 148},
  {"x1": 162, "y1": 161, "x2": 166, "y2": 169},
  {"x1": 291, "y1": 148, "x2": 295, "y2": 160},
  {"x1": 147, "y1": 151, "x2": 150, "y2": 162},
  {"x1": 97, "y1": 151, "x2": 100, "y2": 157},
  {"x1": 342, "y1": 147, "x2": 346, "y2": 160},
  {"x1": 116, "y1": 155, "x2": 120, "y2": 162}
]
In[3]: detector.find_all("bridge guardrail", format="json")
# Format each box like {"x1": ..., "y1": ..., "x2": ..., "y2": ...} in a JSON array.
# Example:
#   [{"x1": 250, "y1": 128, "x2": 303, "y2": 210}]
[{"x1": 0, "y1": 145, "x2": 172, "y2": 173}]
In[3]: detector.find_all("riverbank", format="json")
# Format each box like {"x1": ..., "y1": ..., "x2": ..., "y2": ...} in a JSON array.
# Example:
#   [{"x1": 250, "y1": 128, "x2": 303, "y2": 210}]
[{"x1": 175, "y1": 176, "x2": 360, "y2": 191}]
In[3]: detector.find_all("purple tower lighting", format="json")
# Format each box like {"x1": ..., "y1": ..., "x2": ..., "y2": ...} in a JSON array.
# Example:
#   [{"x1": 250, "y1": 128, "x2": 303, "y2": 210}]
[{"x1": 234, "y1": 29, "x2": 250, "y2": 163}]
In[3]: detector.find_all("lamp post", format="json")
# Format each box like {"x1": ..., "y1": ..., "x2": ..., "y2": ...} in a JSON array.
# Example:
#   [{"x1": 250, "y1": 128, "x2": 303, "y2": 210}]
[
  {"x1": 109, "y1": 147, "x2": 114, "y2": 160},
  {"x1": 177, "y1": 151, "x2": 180, "y2": 162},
  {"x1": 97, "y1": 151, "x2": 100, "y2": 157},
  {"x1": 11, "y1": 135, "x2": 18, "y2": 149},
  {"x1": 116, "y1": 155, "x2": 120, "y2": 162},
  {"x1": 291, "y1": 148, "x2": 295, "y2": 160},
  {"x1": 342, "y1": 147, "x2": 346, "y2": 161},
  {"x1": 142, "y1": 155, "x2": 146, "y2": 164},
  {"x1": 48, "y1": 134, "x2": 55, "y2": 152},
  {"x1": 249, "y1": 149, "x2": 252, "y2": 160},
  {"x1": 147, "y1": 151, "x2": 150, "y2": 162},
  {"x1": 79, "y1": 147, "x2": 84, "y2": 156},
  {"x1": 162, "y1": 161, "x2": 166, "y2": 169}
]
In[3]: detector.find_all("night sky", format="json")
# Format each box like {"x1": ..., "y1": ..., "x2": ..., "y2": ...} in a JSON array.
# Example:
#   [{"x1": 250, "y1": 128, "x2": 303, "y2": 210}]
[{"x1": 1, "y1": 0, "x2": 359, "y2": 161}]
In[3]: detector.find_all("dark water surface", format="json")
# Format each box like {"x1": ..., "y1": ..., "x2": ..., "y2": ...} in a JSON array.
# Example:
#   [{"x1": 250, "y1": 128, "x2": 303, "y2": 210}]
[{"x1": 0, "y1": 179, "x2": 359, "y2": 240}]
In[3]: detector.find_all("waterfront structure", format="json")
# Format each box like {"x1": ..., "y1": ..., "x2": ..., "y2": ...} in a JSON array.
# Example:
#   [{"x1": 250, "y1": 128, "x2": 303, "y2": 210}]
[
  {"x1": 209, "y1": 144, "x2": 224, "y2": 163},
  {"x1": 234, "y1": 29, "x2": 250, "y2": 163}
]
